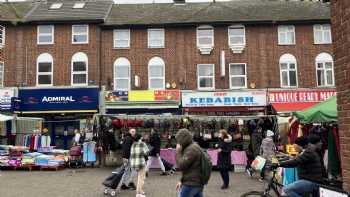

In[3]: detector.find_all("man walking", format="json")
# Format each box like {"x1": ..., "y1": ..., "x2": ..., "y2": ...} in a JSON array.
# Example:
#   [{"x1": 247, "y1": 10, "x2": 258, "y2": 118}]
[
  {"x1": 175, "y1": 129, "x2": 204, "y2": 197},
  {"x1": 121, "y1": 128, "x2": 137, "y2": 190},
  {"x1": 145, "y1": 129, "x2": 166, "y2": 175}
]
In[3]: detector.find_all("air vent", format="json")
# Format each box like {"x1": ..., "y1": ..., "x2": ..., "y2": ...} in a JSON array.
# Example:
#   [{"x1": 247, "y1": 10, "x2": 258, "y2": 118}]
[{"x1": 50, "y1": 3, "x2": 63, "y2": 10}]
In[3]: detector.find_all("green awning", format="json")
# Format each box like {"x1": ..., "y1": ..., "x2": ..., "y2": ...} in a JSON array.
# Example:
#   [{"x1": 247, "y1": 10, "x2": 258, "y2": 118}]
[{"x1": 293, "y1": 96, "x2": 337, "y2": 124}]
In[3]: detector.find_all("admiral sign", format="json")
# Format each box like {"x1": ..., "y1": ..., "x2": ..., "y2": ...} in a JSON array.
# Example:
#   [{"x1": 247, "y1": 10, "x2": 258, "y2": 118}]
[{"x1": 182, "y1": 91, "x2": 267, "y2": 108}]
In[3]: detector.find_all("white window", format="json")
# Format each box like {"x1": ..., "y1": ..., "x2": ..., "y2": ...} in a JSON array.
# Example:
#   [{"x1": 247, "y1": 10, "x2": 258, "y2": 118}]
[
  {"x1": 316, "y1": 53, "x2": 334, "y2": 87},
  {"x1": 114, "y1": 57, "x2": 131, "y2": 90},
  {"x1": 148, "y1": 57, "x2": 165, "y2": 90},
  {"x1": 37, "y1": 53, "x2": 53, "y2": 86},
  {"x1": 197, "y1": 64, "x2": 215, "y2": 90},
  {"x1": 0, "y1": 61, "x2": 4, "y2": 87},
  {"x1": 148, "y1": 29, "x2": 165, "y2": 48},
  {"x1": 71, "y1": 52, "x2": 88, "y2": 86},
  {"x1": 279, "y1": 54, "x2": 298, "y2": 87},
  {"x1": 228, "y1": 25, "x2": 245, "y2": 46},
  {"x1": 37, "y1": 25, "x2": 54, "y2": 45},
  {"x1": 114, "y1": 29, "x2": 130, "y2": 48},
  {"x1": 49, "y1": 3, "x2": 63, "y2": 9},
  {"x1": 278, "y1": 25, "x2": 295, "y2": 45},
  {"x1": 314, "y1": 24, "x2": 332, "y2": 44},
  {"x1": 197, "y1": 25, "x2": 214, "y2": 48},
  {"x1": 229, "y1": 63, "x2": 247, "y2": 89},
  {"x1": 73, "y1": 2, "x2": 86, "y2": 9},
  {"x1": 0, "y1": 25, "x2": 5, "y2": 47},
  {"x1": 72, "y1": 25, "x2": 88, "y2": 44}
]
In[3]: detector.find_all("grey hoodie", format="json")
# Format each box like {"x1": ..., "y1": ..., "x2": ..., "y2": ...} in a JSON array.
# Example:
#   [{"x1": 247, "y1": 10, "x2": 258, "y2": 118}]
[{"x1": 260, "y1": 137, "x2": 275, "y2": 161}]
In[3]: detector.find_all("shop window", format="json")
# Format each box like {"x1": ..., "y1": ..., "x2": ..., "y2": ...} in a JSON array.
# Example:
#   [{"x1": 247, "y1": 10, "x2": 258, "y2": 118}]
[
  {"x1": 37, "y1": 53, "x2": 53, "y2": 86},
  {"x1": 0, "y1": 61, "x2": 3, "y2": 87},
  {"x1": 114, "y1": 29, "x2": 130, "y2": 48},
  {"x1": 37, "y1": 25, "x2": 54, "y2": 45},
  {"x1": 197, "y1": 64, "x2": 215, "y2": 90},
  {"x1": 72, "y1": 25, "x2": 88, "y2": 44},
  {"x1": 314, "y1": 24, "x2": 332, "y2": 44},
  {"x1": 228, "y1": 25, "x2": 245, "y2": 53},
  {"x1": 0, "y1": 25, "x2": 4, "y2": 47},
  {"x1": 114, "y1": 57, "x2": 131, "y2": 90},
  {"x1": 229, "y1": 63, "x2": 247, "y2": 89},
  {"x1": 148, "y1": 57, "x2": 165, "y2": 90},
  {"x1": 197, "y1": 25, "x2": 214, "y2": 54},
  {"x1": 71, "y1": 52, "x2": 88, "y2": 86},
  {"x1": 278, "y1": 25, "x2": 295, "y2": 45},
  {"x1": 279, "y1": 54, "x2": 298, "y2": 88},
  {"x1": 148, "y1": 29, "x2": 165, "y2": 48},
  {"x1": 316, "y1": 53, "x2": 334, "y2": 87}
]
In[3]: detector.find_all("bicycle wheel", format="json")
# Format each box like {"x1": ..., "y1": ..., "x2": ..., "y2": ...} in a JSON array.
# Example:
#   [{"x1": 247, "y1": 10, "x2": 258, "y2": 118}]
[{"x1": 240, "y1": 191, "x2": 272, "y2": 197}]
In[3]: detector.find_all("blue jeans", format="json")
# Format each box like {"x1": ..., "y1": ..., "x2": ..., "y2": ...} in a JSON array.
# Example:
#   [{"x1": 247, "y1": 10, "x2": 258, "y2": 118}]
[
  {"x1": 283, "y1": 179, "x2": 319, "y2": 197},
  {"x1": 179, "y1": 185, "x2": 203, "y2": 197}
]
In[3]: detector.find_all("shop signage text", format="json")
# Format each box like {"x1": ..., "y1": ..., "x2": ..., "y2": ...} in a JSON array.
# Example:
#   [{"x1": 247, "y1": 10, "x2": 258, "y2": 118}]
[
  {"x1": 105, "y1": 90, "x2": 180, "y2": 103},
  {"x1": 42, "y1": 96, "x2": 76, "y2": 103},
  {"x1": 0, "y1": 88, "x2": 15, "y2": 110},
  {"x1": 269, "y1": 89, "x2": 336, "y2": 103},
  {"x1": 182, "y1": 91, "x2": 267, "y2": 107}
]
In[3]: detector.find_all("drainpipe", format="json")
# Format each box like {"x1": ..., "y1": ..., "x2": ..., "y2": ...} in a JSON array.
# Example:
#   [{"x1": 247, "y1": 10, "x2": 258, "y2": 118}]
[{"x1": 98, "y1": 26, "x2": 102, "y2": 88}]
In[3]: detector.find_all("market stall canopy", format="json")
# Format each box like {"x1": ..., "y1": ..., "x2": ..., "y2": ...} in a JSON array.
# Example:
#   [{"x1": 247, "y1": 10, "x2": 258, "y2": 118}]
[
  {"x1": 0, "y1": 114, "x2": 13, "y2": 121},
  {"x1": 293, "y1": 96, "x2": 337, "y2": 123}
]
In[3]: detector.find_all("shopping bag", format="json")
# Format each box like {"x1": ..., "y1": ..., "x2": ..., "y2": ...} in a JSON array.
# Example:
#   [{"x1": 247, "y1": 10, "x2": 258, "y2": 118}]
[{"x1": 251, "y1": 156, "x2": 266, "y2": 171}]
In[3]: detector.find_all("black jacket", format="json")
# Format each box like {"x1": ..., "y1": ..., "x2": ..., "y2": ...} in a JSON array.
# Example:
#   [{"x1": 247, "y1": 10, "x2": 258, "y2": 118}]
[
  {"x1": 149, "y1": 133, "x2": 161, "y2": 156},
  {"x1": 279, "y1": 145, "x2": 325, "y2": 183},
  {"x1": 217, "y1": 135, "x2": 232, "y2": 170},
  {"x1": 122, "y1": 134, "x2": 135, "y2": 159}
]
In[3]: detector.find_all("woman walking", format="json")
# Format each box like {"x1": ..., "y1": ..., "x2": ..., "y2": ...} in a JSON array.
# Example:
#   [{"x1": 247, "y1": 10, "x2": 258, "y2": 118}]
[
  {"x1": 217, "y1": 129, "x2": 232, "y2": 189},
  {"x1": 130, "y1": 133, "x2": 149, "y2": 197}
]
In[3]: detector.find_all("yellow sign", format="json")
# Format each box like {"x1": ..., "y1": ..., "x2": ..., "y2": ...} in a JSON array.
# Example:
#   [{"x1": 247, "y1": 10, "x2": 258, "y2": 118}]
[{"x1": 128, "y1": 91, "x2": 154, "y2": 102}]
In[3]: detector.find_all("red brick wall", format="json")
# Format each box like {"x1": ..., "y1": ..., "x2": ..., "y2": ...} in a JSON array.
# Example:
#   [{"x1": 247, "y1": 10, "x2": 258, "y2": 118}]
[
  {"x1": 4, "y1": 24, "x2": 101, "y2": 87},
  {"x1": 101, "y1": 24, "x2": 332, "y2": 91},
  {"x1": 331, "y1": 0, "x2": 350, "y2": 191}
]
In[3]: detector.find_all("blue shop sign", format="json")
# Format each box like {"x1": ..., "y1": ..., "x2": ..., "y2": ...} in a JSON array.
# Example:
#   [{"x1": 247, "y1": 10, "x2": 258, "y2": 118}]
[{"x1": 14, "y1": 88, "x2": 99, "y2": 113}]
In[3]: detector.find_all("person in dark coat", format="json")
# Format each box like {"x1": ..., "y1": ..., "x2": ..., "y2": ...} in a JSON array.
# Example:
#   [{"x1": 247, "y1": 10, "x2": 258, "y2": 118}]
[
  {"x1": 121, "y1": 128, "x2": 137, "y2": 190},
  {"x1": 216, "y1": 129, "x2": 232, "y2": 189},
  {"x1": 145, "y1": 129, "x2": 166, "y2": 175}
]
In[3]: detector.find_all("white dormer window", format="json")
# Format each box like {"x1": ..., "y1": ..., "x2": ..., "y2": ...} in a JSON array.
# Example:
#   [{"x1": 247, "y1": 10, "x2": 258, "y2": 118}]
[
  {"x1": 197, "y1": 25, "x2": 214, "y2": 55},
  {"x1": 37, "y1": 25, "x2": 54, "y2": 45},
  {"x1": 148, "y1": 29, "x2": 165, "y2": 48},
  {"x1": 278, "y1": 25, "x2": 296, "y2": 45},
  {"x1": 228, "y1": 25, "x2": 246, "y2": 53},
  {"x1": 73, "y1": 2, "x2": 86, "y2": 9},
  {"x1": 314, "y1": 24, "x2": 332, "y2": 44},
  {"x1": 50, "y1": 3, "x2": 63, "y2": 10},
  {"x1": 72, "y1": 25, "x2": 88, "y2": 44}
]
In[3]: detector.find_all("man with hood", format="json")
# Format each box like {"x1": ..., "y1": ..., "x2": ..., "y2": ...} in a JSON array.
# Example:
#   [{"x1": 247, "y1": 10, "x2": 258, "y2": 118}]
[{"x1": 175, "y1": 129, "x2": 204, "y2": 197}]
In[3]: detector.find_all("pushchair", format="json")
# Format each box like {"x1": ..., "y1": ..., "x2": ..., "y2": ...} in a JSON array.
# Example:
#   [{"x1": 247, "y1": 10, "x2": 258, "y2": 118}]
[
  {"x1": 69, "y1": 145, "x2": 83, "y2": 168},
  {"x1": 102, "y1": 165, "x2": 127, "y2": 196}
]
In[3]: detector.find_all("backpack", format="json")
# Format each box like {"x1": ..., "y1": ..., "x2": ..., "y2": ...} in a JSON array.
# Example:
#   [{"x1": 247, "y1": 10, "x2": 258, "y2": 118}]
[{"x1": 195, "y1": 145, "x2": 212, "y2": 185}]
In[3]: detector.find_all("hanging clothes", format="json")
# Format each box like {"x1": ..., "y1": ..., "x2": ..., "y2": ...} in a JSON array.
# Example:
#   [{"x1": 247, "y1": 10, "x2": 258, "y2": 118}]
[
  {"x1": 288, "y1": 119, "x2": 299, "y2": 144},
  {"x1": 328, "y1": 127, "x2": 341, "y2": 177},
  {"x1": 41, "y1": 135, "x2": 51, "y2": 147}
]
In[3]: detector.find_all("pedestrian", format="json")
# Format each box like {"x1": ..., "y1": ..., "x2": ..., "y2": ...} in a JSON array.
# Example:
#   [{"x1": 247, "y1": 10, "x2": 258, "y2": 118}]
[
  {"x1": 73, "y1": 129, "x2": 81, "y2": 146},
  {"x1": 175, "y1": 128, "x2": 204, "y2": 197},
  {"x1": 216, "y1": 129, "x2": 232, "y2": 189},
  {"x1": 145, "y1": 129, "x2": 166, "y2": 176},
  {"x1": 121, "y1": 128, "x2": 137, "y2": 190},
  {"x1": 130, "y1": 133, "x2": 149, "y2": 197},
  {"x1": 258, "y1": 130, "x2": 276, "y2": 181}
]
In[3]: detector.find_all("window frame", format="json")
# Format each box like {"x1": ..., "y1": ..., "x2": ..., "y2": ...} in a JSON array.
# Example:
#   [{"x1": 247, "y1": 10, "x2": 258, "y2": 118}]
[
  {"x1": 113, "y1": 29, "x2": 130, "y2": 49},
  {"x1": 0, "y1": 25, "x2": 5, "y2": 47},
  {"x1": 36, "y1": 53, "x2": 54, "y2": 86},
  {"x1": 313, "y1": 24, "x2": 332, "y2": 45},
  {"x1": 147, "y1": 28, "x2": 165, "y2": 48},
  {"x1": 0, "y1": 61, "x2": 4, "y2": 87},
  {"x1": 71, "y1": 52, "x2": 88, "y2": 86},
  {"x1": 148, "y1": 57, "x2": 165, "y2": 90},
  {"x1": 196, "y1": 25, "x2": 214, "y2": 48},
  {"x1": 278, "y1": 25, "x2": 296, "y2": 45},
  {"x1": 229, "y1": 63, "x2": 247, "y2": 89},
  {"x1": 197, "y1": 64, "x2": 215, "y2": 90},
  {"x1": 228, "y1": 25, "x2": 246, "y2": 46},
  {"x1": 279, "y1": 54, "x2": 298, "y2": 88},
  {"x1": 37, "y1": 25, "x2": 54, "y2": 45},
  {"x1": 114, "y1": 57, "x2": 131, "y2": 90},
  {"x1": 72, "y1": 25, "x2": 89, "y2": 44},
  {"x1": 315, "y1": 53, "x2": 334, "y2": 87}
]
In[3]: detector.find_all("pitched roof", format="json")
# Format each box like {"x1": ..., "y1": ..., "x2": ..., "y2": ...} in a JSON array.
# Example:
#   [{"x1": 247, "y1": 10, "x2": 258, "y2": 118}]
[
  {"x1": 0, "y1": 2, "x2": 33, "y2": 23},
  {"x1": 25, "y1": 0, "x2": 113, "y2": 23},
  {"x1": 105, "y1": 0, "x2": 330, "y2": 26}
]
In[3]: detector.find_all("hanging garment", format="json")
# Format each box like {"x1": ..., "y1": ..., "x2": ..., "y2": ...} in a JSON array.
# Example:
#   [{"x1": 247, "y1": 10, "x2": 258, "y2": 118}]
[
  {"x1": 41, "y1": 136, "x2": 51, "y2": 147},
  {"x1": 288, "y1": 119, "x2": 299, "y2": 144},
  {"x1": 328, "y1": 128, "x2": 341, "y2": 177}
]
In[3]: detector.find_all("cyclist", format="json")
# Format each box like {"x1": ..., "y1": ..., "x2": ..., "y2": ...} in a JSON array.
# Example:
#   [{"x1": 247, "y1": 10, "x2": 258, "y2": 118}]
[{"x1": 274, "y1": 134, "x2": 325, "y2": 197}]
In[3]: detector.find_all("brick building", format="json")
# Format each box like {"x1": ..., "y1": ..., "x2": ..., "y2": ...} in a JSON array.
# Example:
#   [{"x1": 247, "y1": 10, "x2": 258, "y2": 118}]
[{"x1": 331, "y1": 0, "x2": 350, "y2": 192}]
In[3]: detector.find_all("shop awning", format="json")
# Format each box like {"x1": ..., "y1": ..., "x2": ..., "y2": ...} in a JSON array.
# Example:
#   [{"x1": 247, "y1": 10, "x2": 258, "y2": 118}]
[
  {"x1": 272, "y1": 102, "x2": 319, "y2": 112},
  {"x1": 293, "y1": 96, "x2": 337, "y2": 123},
  {"x1": 0, "y1": 114, "x2": 13, "y2": 121}
]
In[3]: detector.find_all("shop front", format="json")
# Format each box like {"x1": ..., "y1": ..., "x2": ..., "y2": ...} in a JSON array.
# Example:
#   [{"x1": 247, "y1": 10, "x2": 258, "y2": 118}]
[
  {"x1": 0, "y1": 88, "x2": 16, "y2": 144},
  {"x1": 12, "y1": 87, "x2": 99, "y2": 150}
]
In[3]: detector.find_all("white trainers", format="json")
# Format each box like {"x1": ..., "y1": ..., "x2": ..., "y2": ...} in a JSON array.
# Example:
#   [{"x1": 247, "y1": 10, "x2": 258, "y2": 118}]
[{"x1": 136, "y1": 194, "x2": 146, "y2": 197}]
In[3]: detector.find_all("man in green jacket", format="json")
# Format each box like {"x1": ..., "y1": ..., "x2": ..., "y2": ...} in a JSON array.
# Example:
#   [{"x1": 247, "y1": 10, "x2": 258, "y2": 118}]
[{"x1": 175, "y1": 129, "x2": 203, "y2": 197}]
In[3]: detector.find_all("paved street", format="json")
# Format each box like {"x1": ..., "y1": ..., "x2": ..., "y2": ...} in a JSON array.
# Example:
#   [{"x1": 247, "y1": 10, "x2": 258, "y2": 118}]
[{"x1": 0, "y1": 168, "x2": 263, "y2": 197}]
